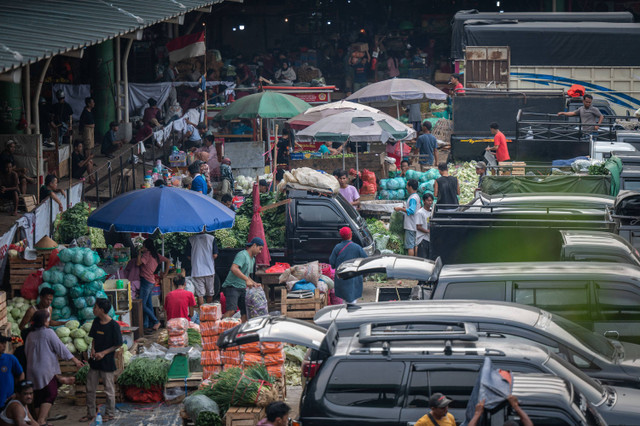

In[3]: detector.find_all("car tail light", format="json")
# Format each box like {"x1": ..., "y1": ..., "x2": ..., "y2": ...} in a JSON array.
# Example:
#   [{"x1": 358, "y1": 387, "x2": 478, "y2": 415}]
[{"x1": 302, "y1": 360, "x2": 321, "y2": 379}]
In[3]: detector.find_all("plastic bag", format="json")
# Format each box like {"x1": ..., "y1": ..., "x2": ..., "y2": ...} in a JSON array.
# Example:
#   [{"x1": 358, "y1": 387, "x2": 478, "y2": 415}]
[
  {"x1": 245, "y1": 287, "x2": 268, "y2": 319},
  {"x1": 203, "y1": 365, "x2": 222, "y2": 380},
  {"x1": 184, "y1": 394, "x2": 221, "y2": 420},
  {"x1": 188, "y1": 346, "x2": 202, "y2": 372},
  {"x1": 58, "y1": 248, "x2": 72, "y2": 263},
  {"x1": 238, "y1": 341, "x2": 261, "y2": 353},
  {"x1": 260, "y1": 342, "x2": 284, "y2": 354},
  {"x1": 199, "y1": 321, "x2": 218, "y2": 337},
  {"x1": 137, "y1": 342, "x2": 168, "y2": 359},
  {"x1": 220, "y1": 350, "x2": 242, "y2": 365},
  {"x1": 168, "y1": 331, "x2": 188, "y2": 348},
  {"x1": 373, "y1": 233, "x2": 390, "y2": 251},
  {"x1": 200, "y1": 303, "x2": 222, "y2": 322},
  {"x1": 267, "y1": 365, "x2": 284, "y2": 378},
  {"x1": 201, "y1": 335, "x2": 218, "y2": 351},
  {"x1": 166, "y1": 318, "x2": 189, "y2": 336},
  {"x1": 201, "y1": 349, "x2": 221, "y2": 366},
  {"x1": 263, "y1": 351, "x2": 285, "y2": 366},
  {"x1": 242, "y1": 352, "x2": 263, "y2": 367},
  {"x1": 124, "y1": 385, "x2": 163, "y2": 403},
  {"x1": 280, "y1": 261, "x2": 320, "y2": 285},
  {"x1": 319, "y1": 275, "x2": 334, "y2": 290},
  {"x1": 22, "y1": 270, "x2": 43, "y2": 300}
]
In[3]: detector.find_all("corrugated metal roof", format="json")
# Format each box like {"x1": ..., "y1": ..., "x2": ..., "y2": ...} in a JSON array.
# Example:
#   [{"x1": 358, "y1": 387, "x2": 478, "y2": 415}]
[{"x1": 0, "y1": 0, "x2": 228, "y2": 74}]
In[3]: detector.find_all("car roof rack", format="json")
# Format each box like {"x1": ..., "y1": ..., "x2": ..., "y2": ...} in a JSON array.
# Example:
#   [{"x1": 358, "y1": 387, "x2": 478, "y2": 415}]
[{"x1": 358, "y1": 321, "x2": 478, "y2": 344}]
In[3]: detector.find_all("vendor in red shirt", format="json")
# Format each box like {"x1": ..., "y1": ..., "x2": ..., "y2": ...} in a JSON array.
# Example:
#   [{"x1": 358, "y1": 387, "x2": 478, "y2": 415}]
[
  {"x1": 449, "y1": 73, "x2": 465, "y2": 95},
  {"x1": 486, "y1": 122, "x2": 510, "y2": 162},
  {"x1": 164, "y1": 276, "x2": 196, "y2": 321}
]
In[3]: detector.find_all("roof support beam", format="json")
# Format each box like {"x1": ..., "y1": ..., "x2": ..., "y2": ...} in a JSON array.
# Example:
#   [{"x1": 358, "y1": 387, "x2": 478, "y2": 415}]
[
  {"x1": 61, "y1": 49, "x2": 84, "y2": 59},
  {"x1": 24, "y1": 64, "x2": 31, "y2": 134},
  {"x1": 33, "y1": 56, "x2": 52, "y2": 135},
  {"x1": 122, "y1": 30, "x2": 144, "y2": 41},
  {"x1": 122, "y1": 38, "x2": 134, "y2": 122}
]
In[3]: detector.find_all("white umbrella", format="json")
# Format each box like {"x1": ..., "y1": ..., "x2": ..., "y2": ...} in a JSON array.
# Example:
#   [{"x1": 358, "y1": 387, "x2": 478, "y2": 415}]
[
  {"x1": 297, "y1": 110, "x2": 416, "y2": 143},
  {"x1": 346, "y1": 78, "x2": 447, "y2": 106},
  {"x1": 287, "y1": 100, "x2": 381, "y2": 130},
  {"x1": 305, "y1": 100, "x2": 381, "y2": 113},
  {"x1": 297, "y1": 110, "x2": 416, "y2": 174}
]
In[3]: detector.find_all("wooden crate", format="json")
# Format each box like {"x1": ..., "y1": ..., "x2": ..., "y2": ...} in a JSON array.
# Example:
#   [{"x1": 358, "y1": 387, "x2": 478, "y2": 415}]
[
  {"x1": 280, "y1": 289, "x2": 326, "y2": 320},
  {"x1": 499, "y1": 161, "x2": 526, "y2": 176},
  {"x1": 165, "y1": 371, "x2": 203, "y2": 389},
  {"x1": 19, "y1": 195, "x2": 37, "y2": 213},
  {"x1": 9, "y1": 256, "x2": 44, "y2": 297},
  {"x1": 59, "y1": 360, "x2": 77, "y2": 376},
  {"x1": 225, "y1": 406, "x2": 265, "y2": 426}
]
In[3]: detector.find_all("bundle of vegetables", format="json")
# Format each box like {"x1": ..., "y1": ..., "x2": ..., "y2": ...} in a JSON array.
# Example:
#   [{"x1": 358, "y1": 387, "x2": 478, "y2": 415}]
[
  {"x1": 194, "y1": 365, "x2": 278, "y2": 412},
  {"x1": 214, "y1": 215, "x2": 250, "y2": 249},
  {"x1": 53, "y1": 202, "x2": 105, "y2": 247},
  {"x1": 117, "y1": 357, "x2": 170, "y2": 389},
  {"x1": 5, "y1": 297, "x2": 37, "y2": 336},
  {"x1": 449, "y1": 161, "x2": 479, "y2": 204},
  {"x1": 235, "y1": 174, "x2": 273, "y2": 193},
  {"x1": 75, "y1": 364, "x2": 90, "y2": 384},
  {"x1": 187, "y1": 328, "x2": 202, "y2": 346},
  {"x1": 196, "y1": 412, "x2": 222, "y2": 426}
]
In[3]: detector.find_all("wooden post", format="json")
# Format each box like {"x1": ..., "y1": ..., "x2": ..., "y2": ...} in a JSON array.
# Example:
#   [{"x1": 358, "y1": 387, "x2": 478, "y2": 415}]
[
  {"x1": 273, "y1": 124, "x2": 279, "y2": 192},
  {"x1": 68, "y1": 116, "x2": 72, "y2": 209},
  {"x1": 36, "y1": 134, "x2": 40, "y2": 204}
]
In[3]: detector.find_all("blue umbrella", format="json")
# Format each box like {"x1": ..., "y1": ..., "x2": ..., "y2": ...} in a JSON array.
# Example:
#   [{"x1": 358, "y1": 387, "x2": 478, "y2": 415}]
[{"x1": 87, "y1": 186, "x2": 235, "y2": 234}]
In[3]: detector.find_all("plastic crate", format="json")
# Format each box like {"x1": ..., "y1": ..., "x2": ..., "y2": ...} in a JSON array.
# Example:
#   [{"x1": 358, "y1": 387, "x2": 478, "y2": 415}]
[
  {"x1": 168, "y1": 354, "x2": 190, "y2": 379},
  {"x1": 169, "y1": 152, "x2": 187, "y2": 167}
]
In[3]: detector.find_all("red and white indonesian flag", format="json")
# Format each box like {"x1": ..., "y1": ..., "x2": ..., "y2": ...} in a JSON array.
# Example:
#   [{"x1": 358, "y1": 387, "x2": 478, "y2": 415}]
[{"x1": 166, "y1": 31, "x2": 205, "y2": 63}]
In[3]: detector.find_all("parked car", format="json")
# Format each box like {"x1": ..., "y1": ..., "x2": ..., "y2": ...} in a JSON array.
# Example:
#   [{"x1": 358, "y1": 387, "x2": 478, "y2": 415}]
[
  {"x1": 214, "y1": 189, "x2": 376, "y2": 281},
  {"x1": 337, "y1": 255, "x2": 640, "y2": 343},
  {"x1": 218, "y1": 316, "x2": 637, "y2": 425},
  {"x1": 314, "y1": 300, "x2": 640, "y2": 389}
]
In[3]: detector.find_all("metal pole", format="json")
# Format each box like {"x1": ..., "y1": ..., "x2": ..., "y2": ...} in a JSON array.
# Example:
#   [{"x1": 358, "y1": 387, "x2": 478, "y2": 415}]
[
  {"x1": 131, "y1": 147, "x2": 136, "y2": 187},
  {"x1": 33, "y1": 57, "x2": 52, "y2": 135},
  {"x1": 123, "y1": 38, "x2": 134, "y2": 122},
  {"x1": 24, "y1": 64, "x2": 31, "y2": 135},
  {"x1": 119, "y1": 156, "x2": 124, "y2": 194},
  {"x1": 68, "y1": 116, "x2": 72, "y2": 209},
  {"x1": 115, "y1": 37, "x2": 122, "y2": 122},
  {"x1": 108, "y1": 162, "x2": 113, "y2": 199},
  {"x1": 95, "y1": 171, "x2": 99, "y2": 207}
]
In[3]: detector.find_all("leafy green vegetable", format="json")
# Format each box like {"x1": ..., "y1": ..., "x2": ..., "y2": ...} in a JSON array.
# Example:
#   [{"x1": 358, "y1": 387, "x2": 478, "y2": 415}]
[
  {"x1": 54, "y1": 202, "x2": 91, "y2": 244},
  {"x1": 117, "y1": 357, "x2": 170, "y2": 389},
  {"x1": 196, "y1": 411, "x2": 222, "y2": 426},
  {"x1": 75, "y1": 364, "x2": 89, "y2": 384},
  {"x1": 187, "y1": 328, "x2": 201, "y2": 346},
  {"x1": 588, "y1": 163, "x2": 610, "y2": 175}
]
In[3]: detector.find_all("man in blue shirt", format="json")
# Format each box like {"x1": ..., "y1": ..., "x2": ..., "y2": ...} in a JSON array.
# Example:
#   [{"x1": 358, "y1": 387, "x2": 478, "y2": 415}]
[
  {"x1": 101, "y1": 121, "x2": 124, "y2": 158},
  {"x1": 188, "y1": 161, "x2": 208, "y2": 195},
  {"x1": 415, "y1": 121, "x2": 438, "y2": 170},
  {"x1": 0, "y1": 335, "x2": 24, "y2": 410}
]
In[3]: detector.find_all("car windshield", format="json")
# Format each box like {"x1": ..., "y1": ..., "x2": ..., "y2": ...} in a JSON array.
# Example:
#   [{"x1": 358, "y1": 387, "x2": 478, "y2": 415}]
[
  {"x1": 546, "y1": 353, "x2": 606, "y2": 404},
  {"x1": 540, "y1": 313, "x2": 617, "y2": 360}
]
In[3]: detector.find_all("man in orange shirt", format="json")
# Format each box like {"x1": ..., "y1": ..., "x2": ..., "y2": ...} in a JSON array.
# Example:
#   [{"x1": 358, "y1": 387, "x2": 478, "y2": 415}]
[
  {"x1": 449, "y1": 74, "x2": 465, "y2": 95},
  {"x1": 486, "y1": 122, "x2": 510, "y2": 162}
]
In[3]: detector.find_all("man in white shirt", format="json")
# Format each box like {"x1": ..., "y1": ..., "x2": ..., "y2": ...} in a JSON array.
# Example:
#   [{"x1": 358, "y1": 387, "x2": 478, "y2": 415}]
[
  {"x1": 416, "y1": 193, "x2": 434, "y2": 260},
  {"x1": 186, "y1": 232, "x2": 218, "y2": 305}
]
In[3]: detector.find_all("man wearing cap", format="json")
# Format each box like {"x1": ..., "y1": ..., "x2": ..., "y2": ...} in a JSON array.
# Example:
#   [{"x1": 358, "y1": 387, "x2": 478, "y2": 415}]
[
  {"x1": 330, "y1": 227, "x2": 367, "y2": 304},
  {"x1": 475, "y1": 161, "x2": 487, "y2": 190},
  {"x1": 221, "y1": 237, "x2": 264, "y2": 322},
  {"x1": 0, "y1": 335, "x2": 24, "y2": 410},
  {"x1": 415, "y1": 393, "x2": 456, "y2": 426}
]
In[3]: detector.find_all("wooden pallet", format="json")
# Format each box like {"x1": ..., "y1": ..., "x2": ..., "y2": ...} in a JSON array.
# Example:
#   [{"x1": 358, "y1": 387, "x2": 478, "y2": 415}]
[
  {"x1": 19, "y1": 195, "x2": 37, "y2": 212},
  {"x1": 9, "y1": 256, "x2": 44, "y2": 297},
  {"x1": 432, "y1": 118, "x2": 453, "y2": 143},
  {"x1": 280, "y1": 289, "x2": 326, "y2": 320},
  {"x1": 224, "y1": 406, "x2": 265, "y2": 426},
  {"x1": 165, "y1": 371, "x2": 203, "y2": 389}
]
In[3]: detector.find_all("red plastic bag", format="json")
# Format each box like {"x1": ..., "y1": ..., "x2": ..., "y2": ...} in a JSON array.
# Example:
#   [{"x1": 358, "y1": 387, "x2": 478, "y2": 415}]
[
  {"x1": 360, "y1": 182, "x2": 377, "y2": 195},
  {"x1": 567, "y1": 84, "x2": 586, "y2": 98},
  {"x1": 124, "y1": 385, "x2": 163, "y2": 403},
  {"x1": 45, "y1": 248, "x2": 61, "y2": 270},
  {"x1": 21, "y1": 270, "x2": 42, "y2": 300},
  {"x1": 361, "y1": 169, "x2": 376, "y2": 184},
  {"x1": 265, "y1": 262, "x2": 291, "y2": 274}
]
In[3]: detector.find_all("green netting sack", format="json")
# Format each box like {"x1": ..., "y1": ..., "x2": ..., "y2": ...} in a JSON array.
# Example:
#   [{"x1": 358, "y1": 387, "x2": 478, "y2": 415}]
[
  {"x1": 64, "y1": 263, "x2": 74, "y2": 274},
  {"x1": 39, "y1": 282, "x2": 53, "y2": 292},
  {"x1": 73, "y1": 297, "x2": 87, "y2": 310},
  {"x1": 83, "y1": 250, "x2": 100, "y2": 266},
  {"x1": 52, "y1": 296, "x2": 67, "y2": 309},
  {"x1": 70, "y1": 285, "x2": 84, "y2": 299},
  {"x1": 58, "y1": 249, "x2": 72, "y2": 263},
  {"x1": 53, "y1": 284, "x2": 67, "y2": 297},
  {"x1": 72, "y1": 249, "x2": 85, "y2": 264},
  {"x1": 63, "y1": 274, "x2": 78, "y2": 288}
]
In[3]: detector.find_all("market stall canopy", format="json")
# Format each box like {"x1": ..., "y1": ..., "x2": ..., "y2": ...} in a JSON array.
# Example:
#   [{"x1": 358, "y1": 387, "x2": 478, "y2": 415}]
[
  {"x1": 345, "y1": 78, "x2": 447, "y2": 107},
  {"x1": 287, "y1": 100, "x2": 381, "y2": 130},
  {"x1": 296, "y1": 110, "x2": 416, "y2": 143},
  {"x1": 215, "y1": 91, "x2": 312, "y2": 120},
  {"x1": 87, "y1": 186, "x2": 235, "y2": 234},
  {"x1": 0, "y1": 0, "x2": 229, "y2": 75}
]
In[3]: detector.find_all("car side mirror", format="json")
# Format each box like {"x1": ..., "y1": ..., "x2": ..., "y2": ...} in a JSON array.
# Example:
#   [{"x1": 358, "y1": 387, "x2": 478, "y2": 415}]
[{"x1": 604, "y1": 330, "x2": 620, "y2": 340}]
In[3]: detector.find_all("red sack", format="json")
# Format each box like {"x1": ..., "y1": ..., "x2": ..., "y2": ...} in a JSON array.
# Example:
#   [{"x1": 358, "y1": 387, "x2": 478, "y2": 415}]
[
  {"x1": 21, "y1": 270, "x2": 42, "y2": 300},
  {"x1": 360, "y1": 182, "x2": 377, "y2": 195},
  {"x1": 361, "y1": 169, "x2": 376, "y2": 184},
  {"x1": 124, "y1": 385, "x2": 164, "y2": 403},
  {"x1": 45, "y1": 248, "x2": 61, "y2": 270}
]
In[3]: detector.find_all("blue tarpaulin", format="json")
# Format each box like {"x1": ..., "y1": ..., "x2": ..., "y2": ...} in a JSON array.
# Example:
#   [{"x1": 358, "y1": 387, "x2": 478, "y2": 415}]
[{"x1": 463, "y1": 358, "x2": 512, "y2": 425}]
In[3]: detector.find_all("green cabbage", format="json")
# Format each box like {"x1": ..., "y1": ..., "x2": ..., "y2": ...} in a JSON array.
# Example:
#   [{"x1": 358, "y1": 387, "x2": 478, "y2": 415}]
[
  {"x1": 81, "y1": 322, "x2": 93, "y2": 333},
  {"x1": 70, "y1": 286, "x2": 83, "y2": 299},
  {"x1": 73, "y1": 298, "x2": 87, "y2": 310},
  {"x1": 65, "y1": 342, "x2": 76, "y2": 353},
  {"x1": 43, "y1": 269, "x2": 53, "y2": 282},
  {"x1": 63, "y1": 263, "x2": 74, "y2": 274},
  {"x1": 60, "y1": 336, "x2": 72, "y2": 344},
  {"x1": 63, "y1": 274, "x2": 78, "y2": 288},
  {"x1": 74, "y1": 338, "x2": 88, "y2": 352},
  {"x1": 60, "y1": 306, "x2": 72, "y2": 319},
  {"x1": 66, "y1": 320, "x2": 80, "y2": 330},
  {"x1": 53, "y1": 284, "x2": 67, "y2": 297},
  {"x1": 58, "y1": 249, "x2": 72, "y2": 263},
  {"x1": 52, "y1": 297, "x2": 67, "y2": 309},
  {"x1": 70, "y1": 328, "x2": 87, "y2": 339},
  {"x1": 55, "y1": 326, "x2": 71, "y2": 338}
]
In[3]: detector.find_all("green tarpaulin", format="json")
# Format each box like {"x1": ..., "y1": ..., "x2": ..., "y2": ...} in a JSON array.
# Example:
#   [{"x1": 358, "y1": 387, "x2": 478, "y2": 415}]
[{"x1": 481, "y1": 175, "x2": 611, "y2": 195}]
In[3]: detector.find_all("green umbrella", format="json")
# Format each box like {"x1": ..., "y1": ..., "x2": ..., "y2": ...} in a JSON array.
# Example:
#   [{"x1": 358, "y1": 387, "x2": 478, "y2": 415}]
[{"x1": 216, "y1": 91, "x2": 312, "y2": 120}]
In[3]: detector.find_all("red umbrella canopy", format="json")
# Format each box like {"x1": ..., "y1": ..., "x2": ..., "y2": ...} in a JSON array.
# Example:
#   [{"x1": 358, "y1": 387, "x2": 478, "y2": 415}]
[{"x1": 248, "y1": 183, "x2": 271, "y2": 266}]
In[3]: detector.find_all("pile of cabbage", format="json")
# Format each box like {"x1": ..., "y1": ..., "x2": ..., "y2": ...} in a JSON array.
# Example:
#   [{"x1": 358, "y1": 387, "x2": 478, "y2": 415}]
[
  {"x1": 54, "y1": 320, "x2": 93, "y2": 355},
  {"x1": 378, "y1": 168, "x2": 441, "y2": 201},
  {"x1": 449, "y1": 161, "x2": 480, "y2": 205},
  {"x1": 235, "y1": 174, "x2": 273, "y2": 193},
  {"x1": 40, "y1": 247, "x2": 111, "y2": 326},
  {"x1": 5, "y1": 297, "x2": 37, "y2": 336}
]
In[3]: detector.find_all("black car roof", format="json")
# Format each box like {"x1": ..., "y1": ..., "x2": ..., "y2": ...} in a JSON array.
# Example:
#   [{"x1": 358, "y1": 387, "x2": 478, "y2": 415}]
[
  {"x1": 438, "y1": 261, "x2": 640, "y2": 282},
  {"x1": 315, "y1": 300, "x2": 542, "y2": 330}
]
